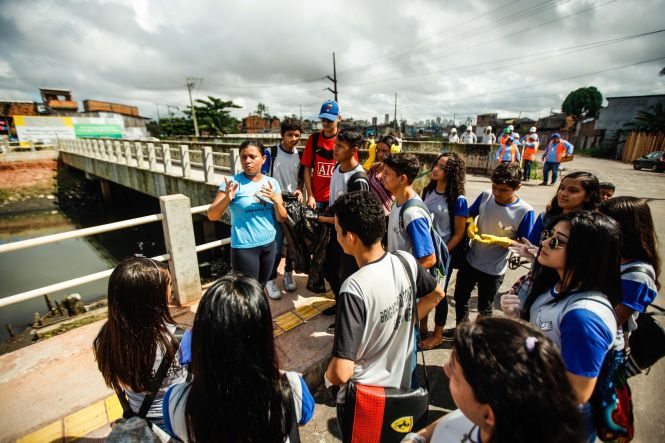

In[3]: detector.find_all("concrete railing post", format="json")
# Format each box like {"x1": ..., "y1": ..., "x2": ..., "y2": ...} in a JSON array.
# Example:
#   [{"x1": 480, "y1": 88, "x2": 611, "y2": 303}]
[
  {"x1": 136, "y1": 142, "x2": 146, "y2": 169},
  {"x1": 108, "y1": 140, "x2": 118, "y2": 162},
  {"x1": 147, "y1": 143, "x2": 158, "y2": 171},
  {"x1": 159, "y1": 194, "x2": 202, "y2": 305},
  {"x1": 101, "y1": 140, "x2": 110, "y2": 161},
  {"x1": 124, "y1": 141, "x2": 133, "y2": 166},
  {"x1": 162, "y1": 144, "x2": 172, "y2": 174},
  {"x1": 90, "y1": 139, "x2": 98, "y2": 158},
  {"x1": 28, "y1": 140, "x2": 35, "y2": 152},
  {"x1": 86, "y1": 139, "x2": 93, "y2": 155},
  {"x1": 180, "y1": 145, "x2": 191, "y2": 178},
  {"x1": 229, "y1": 148, "x2": 241, "y2": 174},
  {"x1": 202, "y1": 146, "x2": 215, "y2": 184}
]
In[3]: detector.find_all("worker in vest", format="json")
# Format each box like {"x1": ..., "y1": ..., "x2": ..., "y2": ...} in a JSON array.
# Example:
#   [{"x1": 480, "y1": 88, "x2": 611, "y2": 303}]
[
  {"x1": 498, "y1": 128, "x2": 511, "y2": 148},
  {"x1": 540, "y1": 133, "x2": 574, "y2": 186},
  {"x1": 496, "y1": 137, "x2": 520, "y2": 164},
  {"x1": 521, "y1": 133, "x2": 539, "y2": 181}
]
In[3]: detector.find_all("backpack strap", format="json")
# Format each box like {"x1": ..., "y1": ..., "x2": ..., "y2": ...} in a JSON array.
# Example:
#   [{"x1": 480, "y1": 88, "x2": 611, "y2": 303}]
[
  {"x1": 347, "y1": 170, "x2": 369, "y2": 193},
  {"x1": 621, "y1": 265, "x2": 656, "y2": 283},
  {"x1": 393, "y1": 252, "x2": 430, "y2": 392},
  {"x1": 281, "y1": 373, "x2": 301, "y2": 443},
  {"x1": 269, "y1": 144, "x2": 279, "y2": 176},
  {"x1": 398, "y1": 197, "x2": 431, "y2": 231},
  {"x1": 310, "y1": 132, "x2": 320, "y2": 169},
  {"x1": 115, "y1": 327, "x2": 185, "y2": 419}
]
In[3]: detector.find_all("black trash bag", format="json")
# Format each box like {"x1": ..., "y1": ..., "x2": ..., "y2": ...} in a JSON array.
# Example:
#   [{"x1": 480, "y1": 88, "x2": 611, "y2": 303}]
[{"x1": 282, "y1": 193, "x2": 323, "y2": 274}]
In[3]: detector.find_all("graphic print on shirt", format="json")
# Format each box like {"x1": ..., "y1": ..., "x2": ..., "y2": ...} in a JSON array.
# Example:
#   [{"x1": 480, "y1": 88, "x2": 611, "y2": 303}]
[{"x1": 536, "y1": 309, "x2": 553, "y2": 332}]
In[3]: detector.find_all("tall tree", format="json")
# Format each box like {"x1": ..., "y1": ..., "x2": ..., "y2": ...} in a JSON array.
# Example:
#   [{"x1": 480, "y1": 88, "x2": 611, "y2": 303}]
[
  {"x1": 184, "y1": 96, "x2": 241, "y2": 135},
  {"x1": 562, "y1": 86, "x2": 603, "y2": 122},
  {"x1": 256, "y1": 102, "x2": 269, "y2": 118}
]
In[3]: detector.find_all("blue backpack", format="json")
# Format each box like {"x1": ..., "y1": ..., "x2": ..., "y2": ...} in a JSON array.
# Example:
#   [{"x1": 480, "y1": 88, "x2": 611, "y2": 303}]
[{"x1": 398, "y1": 198, "x2": 449, "y2": 287}]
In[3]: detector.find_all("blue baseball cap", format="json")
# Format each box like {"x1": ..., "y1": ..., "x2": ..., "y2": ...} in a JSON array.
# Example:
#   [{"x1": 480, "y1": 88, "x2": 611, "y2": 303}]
[
  {"x1": 319, "y1": 100, "x2": 339, "y2": 121},
  {"x1": 551, "y1": 132, "x2": 561, "y2": 139}
]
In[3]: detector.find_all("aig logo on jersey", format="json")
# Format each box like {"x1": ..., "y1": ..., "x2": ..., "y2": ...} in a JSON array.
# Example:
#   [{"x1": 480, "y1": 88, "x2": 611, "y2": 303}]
[
  {"x1": 390, "y1": 416, "x2": 414, "y2": 433},
  {"x1": 316, "y1": 162, "x2": 335, "y2": 177}
]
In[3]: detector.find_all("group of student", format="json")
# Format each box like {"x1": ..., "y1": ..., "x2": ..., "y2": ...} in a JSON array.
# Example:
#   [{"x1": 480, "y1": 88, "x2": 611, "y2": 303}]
[{"x1": 92, "y1": 99, "x2": 661, "y2": 443}]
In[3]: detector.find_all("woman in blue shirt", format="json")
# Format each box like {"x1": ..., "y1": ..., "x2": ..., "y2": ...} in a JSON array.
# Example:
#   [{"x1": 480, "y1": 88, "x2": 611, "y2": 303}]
[
  {"x1": 207, "y1": 140, "x2": 287, "y2": 288},
  {"x1": 420, "y1": 152, "x2": 469, "y2": 349}
]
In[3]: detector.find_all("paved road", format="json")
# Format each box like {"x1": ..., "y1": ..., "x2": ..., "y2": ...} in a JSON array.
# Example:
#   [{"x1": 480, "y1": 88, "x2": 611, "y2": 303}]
[{"x1": 299, "y1": 155, "x2": 665, "y2": 443}]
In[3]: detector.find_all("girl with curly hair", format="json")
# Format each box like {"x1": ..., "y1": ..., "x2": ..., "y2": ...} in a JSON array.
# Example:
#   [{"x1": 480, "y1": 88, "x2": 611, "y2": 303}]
[{"x1": 420, "y1": 152, "x2": 469, "y2": 349}]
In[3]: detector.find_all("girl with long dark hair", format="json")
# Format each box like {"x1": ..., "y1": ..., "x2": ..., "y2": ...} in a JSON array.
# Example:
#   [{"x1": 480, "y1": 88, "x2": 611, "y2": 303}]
[
  {"x1": 517, "y1": 211, "x2": 621, "y2": 443},
  {"x1": 93, "y1": 257, "x2": 191, "y2": 429},
  {"x1": 367, "y1": 134, "x2": 399, "y2": 216},
  {"x1": 599, "y1": 196, "x2": 661, "y2": 332},
  {"x1": 207, "y1": 140, "x2": 287, "y2": 298},
  {"x1": 404, "y1": 317, "x2": 584, "y2": 443},
  {"x1": 420, "y1": 152, "x2": 469, "y2": 349},
  {"x1": 527, "y1": 171, "x2": 600, "y2": 245},
  {"x1": 163, "y1": 273, "x2": 314, "y2": 442}
]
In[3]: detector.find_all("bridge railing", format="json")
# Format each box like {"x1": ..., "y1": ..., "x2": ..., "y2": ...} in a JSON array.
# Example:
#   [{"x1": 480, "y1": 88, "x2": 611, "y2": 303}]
[
  {"x1": 58, "y1": 138, "x2": 242, "y2": 183},
  {"x1": 0, "y1": 194, "x2": 226, "y2": 309},
  {"x1": 1, "y1": 139, "x2": 56, "y2": 153}
]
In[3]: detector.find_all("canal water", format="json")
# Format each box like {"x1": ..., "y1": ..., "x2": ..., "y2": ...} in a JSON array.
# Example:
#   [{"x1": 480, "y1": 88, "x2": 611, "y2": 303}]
[{"x1": 0, "y1": 166, "x2": 229, "y2": 342}]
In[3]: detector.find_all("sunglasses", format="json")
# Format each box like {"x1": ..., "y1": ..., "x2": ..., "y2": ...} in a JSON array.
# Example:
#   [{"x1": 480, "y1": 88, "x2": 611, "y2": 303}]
[{"x1": 540, "y1": 229, "x2": 567, "y2": 249}]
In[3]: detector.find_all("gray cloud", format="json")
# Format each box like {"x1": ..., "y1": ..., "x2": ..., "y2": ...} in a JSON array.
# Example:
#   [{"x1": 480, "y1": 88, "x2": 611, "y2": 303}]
[{"x1": 1, "y1": 0, "x2": 664, "y2": 124}]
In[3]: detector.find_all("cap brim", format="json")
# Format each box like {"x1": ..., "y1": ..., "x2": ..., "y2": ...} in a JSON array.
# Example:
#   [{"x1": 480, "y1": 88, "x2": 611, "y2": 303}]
[{"x1": 319, "y1": 113, "x2": 338, "y2": 121}]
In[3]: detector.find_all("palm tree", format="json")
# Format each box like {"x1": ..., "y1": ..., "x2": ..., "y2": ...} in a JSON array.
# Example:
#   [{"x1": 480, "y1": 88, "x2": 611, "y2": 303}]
[
  {"x1": 184, "y1": 96, "x2": 241, "y2": 135},
  {"x1": 625, "y1": 103, "x2": 665, "y2": 133}
]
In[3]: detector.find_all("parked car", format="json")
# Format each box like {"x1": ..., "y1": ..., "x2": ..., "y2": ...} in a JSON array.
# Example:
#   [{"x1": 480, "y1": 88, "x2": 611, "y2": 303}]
[{"x1": 633, "y1": 151, "x2": 665, "y2": 172}]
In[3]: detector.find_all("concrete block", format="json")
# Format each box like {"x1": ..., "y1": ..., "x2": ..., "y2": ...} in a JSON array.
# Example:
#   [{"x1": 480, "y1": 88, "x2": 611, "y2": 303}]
[
  {"x1": 162, "y1": 144, "x2": 172, "y2": 174},
  {"x1": 180, "y1": 145, "x2": 191, "y2": 178},
  {"x1": 202, "y1": 146, "x2": 215, "y2": 184},
  {"x1": 147, "y1": 143, "x2": 157, "y2": 171},
  {"x1": 135, "y1": 142, "x2": 145, "y2": 169},
  {"x1": 159, "y1": 194, "x2": 202, "y2": 305}
]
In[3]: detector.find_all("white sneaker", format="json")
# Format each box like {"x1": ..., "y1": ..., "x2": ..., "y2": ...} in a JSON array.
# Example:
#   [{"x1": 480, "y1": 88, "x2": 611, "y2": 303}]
[
  {"x1": 283, "y1": 272, "x2": 297, "y2": 292},
  {"x1": 266, "y1": 279, "x2": 282, "y2": 300}
]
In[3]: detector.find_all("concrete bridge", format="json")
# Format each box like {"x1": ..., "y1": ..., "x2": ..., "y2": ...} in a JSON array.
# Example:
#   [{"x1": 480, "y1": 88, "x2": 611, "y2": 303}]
[{"x1": 57, "y1": 137, "x2": 499, "y2": 204}]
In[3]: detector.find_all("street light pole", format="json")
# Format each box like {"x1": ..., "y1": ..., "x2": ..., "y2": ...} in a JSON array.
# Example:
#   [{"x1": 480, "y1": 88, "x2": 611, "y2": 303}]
[{"x1": 186, "y1": 78, "x2": 201, "y2": 137}]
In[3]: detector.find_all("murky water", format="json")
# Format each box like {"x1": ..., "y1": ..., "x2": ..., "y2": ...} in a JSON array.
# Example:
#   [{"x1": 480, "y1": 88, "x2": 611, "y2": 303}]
[{"x1": 0, "y1": 166, "x2": 228, "y2": 341}]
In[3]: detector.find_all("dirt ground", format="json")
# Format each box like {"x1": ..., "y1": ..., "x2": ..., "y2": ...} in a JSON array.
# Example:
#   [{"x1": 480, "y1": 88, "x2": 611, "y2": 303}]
[{"x1": 0, "y1": 160, "x2": 57, "y2": 190}]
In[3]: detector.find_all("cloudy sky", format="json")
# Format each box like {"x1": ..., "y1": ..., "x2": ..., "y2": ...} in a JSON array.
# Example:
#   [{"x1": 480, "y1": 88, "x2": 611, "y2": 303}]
[{"x1": 1, "y1": 0, "x2": 664, "y2": 124}]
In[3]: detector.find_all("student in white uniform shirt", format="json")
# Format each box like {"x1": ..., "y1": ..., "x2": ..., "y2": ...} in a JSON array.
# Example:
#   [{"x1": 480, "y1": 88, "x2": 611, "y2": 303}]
[{"x1": 401, "y1": 317, "x2": 584, "y2": 443}]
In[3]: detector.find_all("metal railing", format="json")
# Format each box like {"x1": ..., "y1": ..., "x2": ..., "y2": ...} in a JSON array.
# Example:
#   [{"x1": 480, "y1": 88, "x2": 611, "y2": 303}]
[{"x1": 0, "y1": 196, "x2": 229, "y2": 309}]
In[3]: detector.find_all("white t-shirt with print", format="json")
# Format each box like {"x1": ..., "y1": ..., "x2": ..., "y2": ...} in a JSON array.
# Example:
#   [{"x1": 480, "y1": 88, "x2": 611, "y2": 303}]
[{"x1": 431, "y1": 409, "x2": 480, "y2": 443}]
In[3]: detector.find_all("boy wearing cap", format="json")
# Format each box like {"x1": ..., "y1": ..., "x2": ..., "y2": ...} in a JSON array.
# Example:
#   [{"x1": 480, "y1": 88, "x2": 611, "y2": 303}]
[{"x1": 301, "y1": 100, "x2": 341, "y2": 210}]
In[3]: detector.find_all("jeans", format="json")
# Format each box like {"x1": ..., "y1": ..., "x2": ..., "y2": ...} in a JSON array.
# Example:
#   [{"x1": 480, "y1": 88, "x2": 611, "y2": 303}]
[
  {"x1": 542, "y1": 161, "x2": 561, "y2": 184},
  {"x1": 523, "y1": 160, "x2": 533, "y2": 180},
  {"x1": 269, "y1": 223, "x2": 294, "y2": 281},
  {"x1": 453, "y1": 260, "x2": 505, "y2": 323},
  {"x1": 579, "y1": 402, "x2": 598, "y2": 443}
]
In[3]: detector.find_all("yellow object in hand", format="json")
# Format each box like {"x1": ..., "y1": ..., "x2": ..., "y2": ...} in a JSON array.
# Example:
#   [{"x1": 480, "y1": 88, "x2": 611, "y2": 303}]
[
  {"x1": 478, "y1": 234, "x2": 512, "y2": 248},
  {"x1": 466, "y1": 217, "x2": 478, "y2": 239},
  {"x1": 362, "y1": 143, "x2": 377, "y2": 171}
]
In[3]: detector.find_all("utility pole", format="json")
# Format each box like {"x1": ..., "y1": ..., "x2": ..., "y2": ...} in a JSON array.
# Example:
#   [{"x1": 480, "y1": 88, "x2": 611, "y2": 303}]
[
  {"x1": 186, "y1": 78, "x2": 202, "y2": 137},
  {"x1": 155, "y1": 104, "x2": 161, "y2": 136},
  {"x1": 394, "y1": 93, "x2": 398, "y2": 130},
  {"x1": 326, "y1": 52, "x2": 338, "y2": 102}
]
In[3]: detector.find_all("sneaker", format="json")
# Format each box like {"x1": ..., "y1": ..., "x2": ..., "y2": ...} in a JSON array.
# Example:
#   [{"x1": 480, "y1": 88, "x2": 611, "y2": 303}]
[
  {"x1": 442, "y1": 328, "x2": 456, "y2": 342},
  {"x1": 322, "y1": 305, "x2": 337, "y2": 317},
  {"x1": 265, "y1": 279, "x2": 282, "y2": 300},
  {"x1": 327, "y1": 323, "x2": 335, "y2": 334},
  {"x1": 283, "y1": 271, "x2": 297, "y2": 292}
]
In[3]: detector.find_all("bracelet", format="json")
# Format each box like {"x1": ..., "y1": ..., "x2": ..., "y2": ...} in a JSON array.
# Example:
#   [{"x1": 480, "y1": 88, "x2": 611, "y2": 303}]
[{"x1": 402, "y1": 432, "x2": 426, "y2": 443}]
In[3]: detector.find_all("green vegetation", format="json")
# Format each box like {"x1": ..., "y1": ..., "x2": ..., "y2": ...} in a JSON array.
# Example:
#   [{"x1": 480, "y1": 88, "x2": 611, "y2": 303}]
[{"x1": 562, "y1": 86, "x2": 603, "y2": 122}]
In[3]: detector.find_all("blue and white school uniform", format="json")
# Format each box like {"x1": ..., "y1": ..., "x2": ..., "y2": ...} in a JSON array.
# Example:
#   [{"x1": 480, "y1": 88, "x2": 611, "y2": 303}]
[
  {"x1": 430, "y1": 409, "x2": 479, "y2": 443},
  {"x1": 162, "y1": 371, "x2": 314, "y2": 442},
  {"x1": 621, "y1": 260, "x2": 658, "y2": 333},
  {"x1": 423, "y1": 192, "x2": 469, "y2": 243}
]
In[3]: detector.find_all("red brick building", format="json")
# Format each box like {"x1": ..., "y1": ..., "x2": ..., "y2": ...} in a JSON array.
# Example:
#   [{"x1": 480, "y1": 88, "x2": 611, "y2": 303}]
[{"x1": 242, "y1": 115, "x2": 280, "y2": 134}]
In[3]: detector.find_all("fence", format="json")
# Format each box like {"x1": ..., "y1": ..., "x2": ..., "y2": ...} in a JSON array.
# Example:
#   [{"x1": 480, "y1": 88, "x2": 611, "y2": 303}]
[
  {"x1": 621, "y1": 131, "x2": 665, "y2": 162},
  {"x1": 0, "y1": 194, "x2": 228, "y2": 309},
  {"x1": 1, "y1": 139, "x2": 56, "y2": 153}
]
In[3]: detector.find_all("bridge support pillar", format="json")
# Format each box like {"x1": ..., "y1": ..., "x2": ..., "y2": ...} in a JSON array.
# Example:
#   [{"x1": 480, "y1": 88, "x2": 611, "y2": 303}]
[
  {"x1": 100, "y1": 179, "x2": 112, "y2": 202},
  {"x1": 160, "y1": 194, "x2": 202, "y2": 305}
]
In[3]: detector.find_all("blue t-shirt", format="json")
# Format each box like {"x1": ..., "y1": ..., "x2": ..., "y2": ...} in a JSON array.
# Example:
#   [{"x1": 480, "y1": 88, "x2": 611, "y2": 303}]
[
  {"x1": 219, "y1": 173, "x2": 282, "y2": 249},
  {"x1": 620, "y1": 260, "x2": 657, "y2": 313}
]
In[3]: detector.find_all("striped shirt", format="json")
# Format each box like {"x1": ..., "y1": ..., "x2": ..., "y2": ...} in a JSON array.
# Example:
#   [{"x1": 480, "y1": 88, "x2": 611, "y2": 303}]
[{"x1": 368, "y1": 163, "x2": 395, "y2": 215}]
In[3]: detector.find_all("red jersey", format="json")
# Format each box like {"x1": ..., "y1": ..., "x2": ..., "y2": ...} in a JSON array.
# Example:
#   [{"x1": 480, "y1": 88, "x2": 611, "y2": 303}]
[{"x1": 300, "y1": 131, "x2": 336, "y2": 203}]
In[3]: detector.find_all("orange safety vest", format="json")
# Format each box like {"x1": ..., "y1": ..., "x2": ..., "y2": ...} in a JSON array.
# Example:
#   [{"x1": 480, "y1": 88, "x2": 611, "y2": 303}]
[
  {"x1": 498, "y1": 134, "x2": 511, "y2": 147},
  {"x1": 546, "y1": 141, "x2": 568, "y2": 162},
  {"x1": 523, "y1": 140, "x2": 538, "y2": 161},
  {"x1": 498, "y1": 145, "x2": 518, "y2": 163}
]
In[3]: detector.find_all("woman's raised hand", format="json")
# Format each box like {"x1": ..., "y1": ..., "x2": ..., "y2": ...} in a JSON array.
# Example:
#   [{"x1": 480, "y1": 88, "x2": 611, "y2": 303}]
[
  {"x1": 260, "y1": 181, "x2": 282, "y2": 205},
  {"x1": 223, "y1": 177, "x2": 239, "y2": 201}
]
